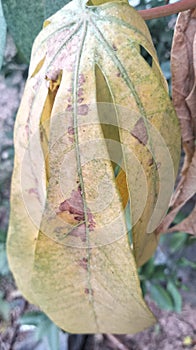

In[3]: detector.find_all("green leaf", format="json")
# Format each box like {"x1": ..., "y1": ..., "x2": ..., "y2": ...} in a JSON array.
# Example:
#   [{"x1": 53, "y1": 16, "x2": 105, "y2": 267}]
[
  {"x1": 173, "y1": 211, "x2": 186, "y2": 225},
  {"x1": 167, "y1": 280, "x2": 182, "y2": 313},
  {"x1": 35, "y1": 315, "x2": 60, "y2": 350},
  {"x1": 44, "y1": 0, "x2": 71, "y2": 17},
  {"x1": 0, "y1": 0, "x2": 6, "y2": 69},
  {"x1": 140, "y1": 280, "x2": 147, "y2": 296},
  {"x1": 149, "y1": 283, "x2": 174, "y2": 311},
  {"x1": 141, "y1": 257, "x2": 155, "y2": 279},
  {"x1": 178, "y1": 257, "x2": 196, "y2": 269},
  {"x1": 20, "y1": 311, "x2": 60, "y2": 349},
  {"x1": 1, "y1": 0, "x2": 71, "y2": 62},
  {"x1": 152, "y1": 265, "x2": 166, "y2": 281},
  {"x1": 46, "y1": 322, "x2": 60, "y2": 350},
  {"x1": 161, "y1": 61, "x2": 171, "y2": 80},
  {"x1": 20, "y1": 311, "x2": 46, "y2": 326},
  {"x1": 0, "y1": 293, "x2": 10, "y2": 321},
  {"x1": 0, "y1": 230, "x2": 7, "y2": 243},
  {"x1": 169, "y1": 232, "x2": 187, "y2": 253},
  {"x1": 0, "y1": 244, "x2": 9, "y2": 276}
]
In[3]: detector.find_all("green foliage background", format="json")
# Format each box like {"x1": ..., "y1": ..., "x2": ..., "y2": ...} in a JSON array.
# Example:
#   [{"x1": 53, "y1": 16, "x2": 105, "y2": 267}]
[{"x1": 1, "y1": 0, "x2": 70, "y2": 62}]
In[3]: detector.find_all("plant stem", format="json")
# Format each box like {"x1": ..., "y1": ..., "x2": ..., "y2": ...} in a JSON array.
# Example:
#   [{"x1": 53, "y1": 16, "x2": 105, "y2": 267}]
[
  {"x1": 139, "y1": 0, "x2": 196, "y2": 20},
  {"x1": 104, "y1": 334, "x2": 130, "y2": 350}
]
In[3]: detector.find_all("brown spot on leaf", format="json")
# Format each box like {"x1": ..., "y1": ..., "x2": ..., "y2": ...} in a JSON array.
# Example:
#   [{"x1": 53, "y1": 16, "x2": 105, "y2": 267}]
[
  {"x1": 78, "y1": 97, "x2": 84, "y2": 104},
  {"x1": 148, "y1": 158, "x2": 154, "y2": 166},
  {"x1": 59, "y1": 187, "x2": 96, "y2": 240},
  {"x1": 68, "y1": 137, "x2": 74, "y2": 143},
  {"x1": 78, "y1": 88, "x2": 84, "y2": 97},
  {"x1": 70, "y1": 224, "x2": 87, "y2": 242},
  {"x1": 59, "y1": 188, "x2": 83, "y2": 216},
  {"x1": 78, "y1": 74, "x2": 86, "y2": 86},
  {"x1": 68, "y1": 126, "x2": 74, "y2": 143},
  {"x1": 156, "y1": 162, "x2": 161, "y2": 169},
  {"x1": 131, "y1": 117, "x2": 148, "y2": 146},
  {"x1": 46, "y1": 69, "x2": 62, "y2": 85},
  {"x1": 78, "y1": 257, "x2": 88, "y2": 270},
  {"x1": 84, "y1": 288, "x2": 94, "y2": 296},
  {"x1": 78, "y1": 104, "x2": 89, "y2": 116},
  {"x1": 68, "y1": 126, "x2": 74, "y2": 135},
  {"x1": 66, "y1": 104, "x2": 73, "y2": 112},
  {"x1": 29, "y1": 188, "x2": 39, "y2": 196},
  {"x1": 112, "y1": 44, "x2": 117, "y2": 51}
]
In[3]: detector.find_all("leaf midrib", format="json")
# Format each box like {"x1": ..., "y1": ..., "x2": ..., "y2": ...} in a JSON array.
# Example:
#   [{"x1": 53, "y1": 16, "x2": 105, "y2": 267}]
[{"x1": 72, "y1": 18, "x2": 100, "y2": 331}]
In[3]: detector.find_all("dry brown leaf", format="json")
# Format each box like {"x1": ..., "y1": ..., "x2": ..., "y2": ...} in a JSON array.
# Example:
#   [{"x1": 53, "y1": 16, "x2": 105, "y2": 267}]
[
  {"x1": 157, "y1": 9, "x2": 196, "y2": 235},
  {"x1": 157, "y1": 152, "x2": 196, "y2": 234},
  {"x1": 171, "y1": 9, "x2": 196, "y2": 171},
  {"x1": 168, "y1": 205, "x2": 196, "y2": 235}
]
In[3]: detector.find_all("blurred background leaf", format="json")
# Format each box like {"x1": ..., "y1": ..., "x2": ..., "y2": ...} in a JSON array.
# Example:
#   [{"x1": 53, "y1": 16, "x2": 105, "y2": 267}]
[
  {"x1": 20, "y1": 311, "x2": 60, "y2": 350},
  {"x1": 167, "y1": 279, "x2": 182, "y2": 312},
  {"x1": 0, "y1": 243, "x2": 9, "y2": 276},
  {"x1": 1, "y1": 0, "x2": 71, "y2": 62},
  {"x1": 0, "y1": 0, "x2": 6, "y2": 69},
  {"x1": 139, "y1": 231, "x2": 196, "y2": 314},
  {"x1": 149, "y1": 283, "x2": 174, "y2": 311},
  {"x1": 0, "y1": 292, "x2": 10, "y2": 321}
]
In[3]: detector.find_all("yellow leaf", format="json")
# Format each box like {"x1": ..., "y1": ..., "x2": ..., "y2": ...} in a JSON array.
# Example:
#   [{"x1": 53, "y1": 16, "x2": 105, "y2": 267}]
[{"x1": 7, "y1": 0, "x2": 180, "y2": 334}]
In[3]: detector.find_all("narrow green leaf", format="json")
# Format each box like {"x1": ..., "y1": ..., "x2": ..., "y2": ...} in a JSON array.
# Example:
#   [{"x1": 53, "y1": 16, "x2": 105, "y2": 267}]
[
  {"x1": 0, "y1": 293, "x2": 10, "y2": 321},
  {"x1": 141, "y1": 258, "x2": 155, "y2": 279},
  {"x1": 0, "y1": 230, "x2": 7, "y2": 243},
  {"x1": 0, "y1": 0, "x2": 6, "y2": 69},
  {"x1": 0, "y1": 244, "x2": 9, "y2": 276},
  {"x1": 173, "y1": 211, "x2": 186, "y2": 224},
  {"x1": 167, "y1": 280, "x2": 182, "y2": 313},
  {"x1": 161, "y1": 61, "x2": 171, "y2": 80},
  {"x1": 149, "y1": 283, "x2": 174, "y2": 311},
  {"x1": 1, "y1": 0, "x2": 71, "y2": 62},
  {"x1": 152, "y1": 265, "x2": 166, "y2": 281},
  {"x1": 169, "y1": 232, "x2": 187, "y2": 253},
  {"x1": 35, "y1": 314, "x2": 59, "y2": 350},
  {"x1": 20, "y1": 311, "x2": 46, "y2": 326},
  {"x1": 47, "y1": 323, "x2": 60, "y2": 350},
  {"x1": 178, "y1": 257, "x2": 196, "y2": 269},
  {"x1": 35, "y1": 316, "x2": 52, "y2": 340},
  {"x1": 140, "y1": 281, "x2": 147, "y2": 296}
]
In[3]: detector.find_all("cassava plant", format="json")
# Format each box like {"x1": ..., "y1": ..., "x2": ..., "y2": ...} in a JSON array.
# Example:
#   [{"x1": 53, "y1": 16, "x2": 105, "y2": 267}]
[{"x1": 1, "y1": 0, "x2": 196, "y2": 336}]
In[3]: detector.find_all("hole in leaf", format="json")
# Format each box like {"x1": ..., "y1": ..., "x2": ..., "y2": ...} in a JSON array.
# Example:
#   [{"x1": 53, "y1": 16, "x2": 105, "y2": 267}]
[
  {"x1": 95, "y1": 64, "x2": 129, "y2": 210},
  {"x1": 169, "y1": 194, "x2": 196, "y2": 229},
  {"x1": 40, "y1": 71, "x2": 62, "y2": 184},
  {"x1": 95, "y1": 64, "x2": 122, "y2": 171},
  {"x1": 44, "y1": 20, "x2": 51, "y2": 28},
  {"x1": 31, "y1": 56, "x2": 46, "y2": 78},
  {"x1": 86, "y1": 0, "x2": 106, "y2": 6},
  {"x1": 140, "y1": 45, "x2": 153, "y2": 68},
  {"x1": 86, "y1": 0, "x2": 94, "y2": 5}
]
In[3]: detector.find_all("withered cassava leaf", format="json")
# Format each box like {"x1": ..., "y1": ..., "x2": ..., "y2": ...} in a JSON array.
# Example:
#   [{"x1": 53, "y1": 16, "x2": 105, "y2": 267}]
[
  {"x1": 158, "y1": 9, "x2": 196, "y2": 235},
  {"x1": 7, "y1": 0, "x2": 180, "y2": 333},
  {"x1": 168, "y1": 205, "x2": 196, "y2": 235},
  {"x1": 171, "y1": 9, "x2": 196, "y2": 170}
]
